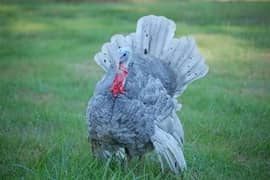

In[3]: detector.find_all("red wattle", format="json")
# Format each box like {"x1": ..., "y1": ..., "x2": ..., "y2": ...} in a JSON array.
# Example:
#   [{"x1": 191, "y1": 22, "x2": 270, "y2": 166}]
[{"x1": 109, "y1": 64, "x2": 128, "y2": 97}]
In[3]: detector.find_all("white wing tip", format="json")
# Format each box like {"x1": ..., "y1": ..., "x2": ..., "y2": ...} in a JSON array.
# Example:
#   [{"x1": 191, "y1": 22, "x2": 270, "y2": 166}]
[{"x1": 151, "y1": 125, "x2": 187, "y2": 174}]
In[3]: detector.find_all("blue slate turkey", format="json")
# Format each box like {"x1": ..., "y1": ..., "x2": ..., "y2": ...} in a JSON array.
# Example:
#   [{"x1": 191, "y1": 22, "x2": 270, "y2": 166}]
[{"x1": 86, "y1": 15, "x2": 208, "y2": 173}]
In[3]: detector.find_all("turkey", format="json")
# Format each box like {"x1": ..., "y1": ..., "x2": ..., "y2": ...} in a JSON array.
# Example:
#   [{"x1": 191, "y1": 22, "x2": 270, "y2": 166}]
[{"x1": 86, "y1": 15, "x2": 208, "y2": 174}]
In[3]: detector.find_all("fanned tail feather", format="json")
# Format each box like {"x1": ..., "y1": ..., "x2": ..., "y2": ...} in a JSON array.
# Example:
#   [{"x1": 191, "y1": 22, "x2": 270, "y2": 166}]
[
  {"x1": 135, "y1": 15, "x2": 176, "y2": 57},
  {"x1": 135, "y1": 15, "x2": 208, "y2": 96},
  {"x1": 94, "y1": 34, "x2": 133, "y2": 71}
]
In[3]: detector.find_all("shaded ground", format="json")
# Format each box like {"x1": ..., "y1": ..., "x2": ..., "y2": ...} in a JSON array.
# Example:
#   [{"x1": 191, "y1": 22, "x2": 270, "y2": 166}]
[{"x1": 0, "y1": 1, "x2": 270, "y2": 179}]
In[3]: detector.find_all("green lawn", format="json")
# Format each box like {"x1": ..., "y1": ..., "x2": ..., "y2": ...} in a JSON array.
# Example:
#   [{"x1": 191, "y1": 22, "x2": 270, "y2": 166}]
[{"x1": 0, "y1": 1, "x2": 270, "y2": 179}]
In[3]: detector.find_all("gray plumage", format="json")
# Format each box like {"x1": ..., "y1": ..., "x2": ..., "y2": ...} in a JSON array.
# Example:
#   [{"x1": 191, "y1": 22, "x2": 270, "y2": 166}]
[{"x1": 86, "y1": 15, "x2": 208, "y2": 174}]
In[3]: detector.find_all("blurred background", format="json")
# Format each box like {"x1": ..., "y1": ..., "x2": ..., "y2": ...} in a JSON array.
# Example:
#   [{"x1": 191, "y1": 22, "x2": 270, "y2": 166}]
[{"x1": 0, "y1": 0, "x2": 269, "y2": 179}]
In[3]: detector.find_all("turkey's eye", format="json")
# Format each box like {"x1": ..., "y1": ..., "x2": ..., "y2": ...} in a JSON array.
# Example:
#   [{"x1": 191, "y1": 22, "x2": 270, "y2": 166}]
[{"x1": 123, "y1": 53, "x2": 127, "y2": 57}]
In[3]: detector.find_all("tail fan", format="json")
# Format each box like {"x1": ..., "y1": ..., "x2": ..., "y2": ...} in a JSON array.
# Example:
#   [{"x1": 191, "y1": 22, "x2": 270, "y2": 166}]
[
  {"x1": 94, "y1": 15, "x2": 208, "y2": 96},
  {"x1": 134, "y1": 15, "x2": 208, "y2": 96}
]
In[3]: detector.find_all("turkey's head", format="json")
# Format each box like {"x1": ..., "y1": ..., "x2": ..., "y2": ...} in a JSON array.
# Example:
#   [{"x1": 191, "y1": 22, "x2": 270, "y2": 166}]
[
  {"x1": 109, "y1": 47, "x2": 132, "y2": 97},
  {"x1": 118, "y1": 47, "x2": 132, "y2": 65}
]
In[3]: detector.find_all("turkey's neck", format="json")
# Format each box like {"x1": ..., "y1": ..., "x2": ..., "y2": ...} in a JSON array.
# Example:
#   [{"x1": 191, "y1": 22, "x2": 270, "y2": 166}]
[
  {"x1": 118, "y1": 63, "x2": 128, "y2": 73},
  {"x1": 109, "y1": 63, "x2": 128, "y2": 97}
]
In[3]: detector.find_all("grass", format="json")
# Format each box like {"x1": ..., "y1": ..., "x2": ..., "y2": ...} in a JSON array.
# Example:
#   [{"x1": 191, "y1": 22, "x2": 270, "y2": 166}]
[{"x1": 0, "y1": 0, "x2": 270, "y2": 179}]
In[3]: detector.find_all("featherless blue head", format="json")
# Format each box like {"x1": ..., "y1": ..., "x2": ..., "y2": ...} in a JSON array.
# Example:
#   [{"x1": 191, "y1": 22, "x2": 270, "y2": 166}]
[{"x1": 118, "y1": 47, "x2": 132, "y2": 63}]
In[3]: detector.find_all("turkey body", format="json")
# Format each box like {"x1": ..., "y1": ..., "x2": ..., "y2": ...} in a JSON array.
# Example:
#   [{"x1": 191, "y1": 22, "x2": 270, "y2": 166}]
[
  {"x1": 87, "y1": 55, "x2": 175, "y2": 157},
  {"x1": 86, "y1": 15, "x2": 208, "y2": 173}
]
